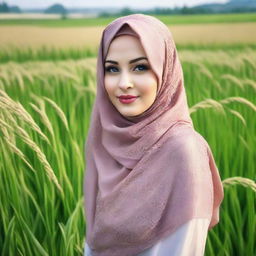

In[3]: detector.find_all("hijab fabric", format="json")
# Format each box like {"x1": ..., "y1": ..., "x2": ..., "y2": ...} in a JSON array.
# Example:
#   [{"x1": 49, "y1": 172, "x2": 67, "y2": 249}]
[{"x1": 83, "y1": 13, "x2": 224, "y2": 256}]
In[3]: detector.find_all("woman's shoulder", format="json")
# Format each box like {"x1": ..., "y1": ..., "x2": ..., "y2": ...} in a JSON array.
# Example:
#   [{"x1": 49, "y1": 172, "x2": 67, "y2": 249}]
[{"x1": 163, "y1": 124, "x2": 208, "y2": 157}]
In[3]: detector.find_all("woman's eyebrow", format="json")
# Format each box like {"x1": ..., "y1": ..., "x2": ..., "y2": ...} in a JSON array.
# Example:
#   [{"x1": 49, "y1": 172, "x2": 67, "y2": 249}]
[{"x1": 104, "y1": 57, "x2": 148, "y2": 65}]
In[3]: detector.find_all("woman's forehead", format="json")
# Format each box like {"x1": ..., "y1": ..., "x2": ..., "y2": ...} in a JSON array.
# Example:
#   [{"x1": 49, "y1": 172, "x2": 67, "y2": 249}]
[{"x1": 106, "y1": 35, "x2": 146, "y2": 59}]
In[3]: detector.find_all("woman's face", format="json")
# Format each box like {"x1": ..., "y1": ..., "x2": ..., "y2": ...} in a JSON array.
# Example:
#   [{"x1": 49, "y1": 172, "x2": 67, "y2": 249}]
[{"x1": 104, "y1": 35, "x2": 158, "y2": 120}]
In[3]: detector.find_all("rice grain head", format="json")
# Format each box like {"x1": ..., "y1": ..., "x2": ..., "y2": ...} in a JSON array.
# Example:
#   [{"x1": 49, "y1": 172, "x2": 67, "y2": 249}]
[
  {"x1": 242, "y1": 79, "x2": 256, "y2": 91},
  {"x1": 29, "y1": 102, "x2": 54, "y2": 137},
  {"x1": 199, "y1": 65, "x2": 213, "y2": 80},
  {"x1": 189, "y1": 98, "x2": 226, "y2": 115},
  {"x1": 0, "y1": 121, "x2": 36, "y2": 173},
  {"x1": 43, "y1": 96, "x2": 69, "y2": 132},
  {"x1": 221, "y1": 74, "x2": 244, "y2": 90},
  {"x1": 0, "y1": 89, "x2": 50, "y2": 144},
  {"x1": 15, "y1": 126, "x2": 63, "y2": 193},
  {"x1": 227, "y1": 108, "x2": 247, "y2": 126},
  {"x1": 220, "y1": 97, "x2": 256, "y2": 112},
  {"x1": 241, "y1": 55, "x2": 256, "y2": 70},
  {"x1": 222, "y1": 177, "x2": 256, "y2": 192}
]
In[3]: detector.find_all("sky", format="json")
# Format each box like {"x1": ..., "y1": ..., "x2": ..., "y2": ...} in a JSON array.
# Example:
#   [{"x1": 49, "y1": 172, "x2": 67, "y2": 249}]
[{"x1": 5, "y1": 0, "x2": 229, "y2": 9}]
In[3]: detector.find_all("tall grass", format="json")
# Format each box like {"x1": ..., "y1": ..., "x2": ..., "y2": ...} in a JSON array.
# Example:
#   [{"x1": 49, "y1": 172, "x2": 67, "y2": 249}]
[
  {"x1": 1, "y1": 43, "x2": 256, "y2": 64},
  {"x1": 0, "y1": 47, "x2": 255, "y2": 255},
  {"x1": 0, "y1": 46, "x2": 96, "y2": 63},
  {"x1": 181, "y1": 48, "x2": 256, "y2": 256},
  {"x1": 0, "y1": 59, "x2": 96, "y2": 255}
]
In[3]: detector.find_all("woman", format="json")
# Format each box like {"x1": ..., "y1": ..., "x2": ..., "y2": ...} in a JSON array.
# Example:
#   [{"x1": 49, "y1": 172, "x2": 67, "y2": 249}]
[{"x1": 83, "y1": 14, "x2": 224, "y2": 256}]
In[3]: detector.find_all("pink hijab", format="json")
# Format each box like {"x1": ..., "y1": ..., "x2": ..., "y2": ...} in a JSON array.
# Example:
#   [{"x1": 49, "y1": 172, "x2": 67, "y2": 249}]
[{"x1": 83, "y1": 14, "x2": 224, "y2": 256}]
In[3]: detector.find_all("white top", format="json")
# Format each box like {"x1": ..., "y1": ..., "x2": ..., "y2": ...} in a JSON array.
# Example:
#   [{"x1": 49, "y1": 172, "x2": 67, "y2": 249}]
[{"x1": 84, "y1": 218, "x2": 210, "y2": 256}]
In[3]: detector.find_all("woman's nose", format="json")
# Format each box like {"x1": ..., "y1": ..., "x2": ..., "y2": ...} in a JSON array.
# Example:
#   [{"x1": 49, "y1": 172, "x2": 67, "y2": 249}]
[{"x1": 118, "y1": 71, "x2": 133, "y2": 89}]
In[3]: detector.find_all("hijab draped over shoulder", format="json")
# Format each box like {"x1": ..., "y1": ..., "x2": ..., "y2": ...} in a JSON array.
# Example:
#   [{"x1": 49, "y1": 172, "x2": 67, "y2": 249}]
[{"x1": 83, "y1": 13, "x2": 224, "y2": 256}]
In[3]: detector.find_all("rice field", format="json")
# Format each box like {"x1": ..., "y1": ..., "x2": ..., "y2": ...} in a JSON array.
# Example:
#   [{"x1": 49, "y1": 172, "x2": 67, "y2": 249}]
[
  {"x1": 0, "y1": 12, "x2": 255, "y2": 256},
  {"x1": 0, "y1": 22, "x2": 256, "y2": 50},
  {"x1": 0, "y1": 45, "x2": 255, "y2": 255}
]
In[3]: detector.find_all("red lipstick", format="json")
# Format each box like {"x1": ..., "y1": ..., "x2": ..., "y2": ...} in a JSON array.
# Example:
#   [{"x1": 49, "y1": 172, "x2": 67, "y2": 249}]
[{"x1": 118, "y1": 95, "x2": 139, "y2": 104}]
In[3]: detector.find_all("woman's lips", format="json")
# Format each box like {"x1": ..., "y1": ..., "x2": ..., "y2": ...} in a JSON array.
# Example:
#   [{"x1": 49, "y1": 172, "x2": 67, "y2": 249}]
[{"x1": 118, "y1": 96, "x2": 139, "y2": 104}]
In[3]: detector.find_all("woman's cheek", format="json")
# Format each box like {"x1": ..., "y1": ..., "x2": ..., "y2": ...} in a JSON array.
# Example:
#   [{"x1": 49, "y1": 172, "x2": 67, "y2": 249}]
[
  {"x1": 104, "y1": 77, "x2": 115, "y2": 94},
  {"x1": 141, "y1": 80, "x2": 157, "y2": 95}
]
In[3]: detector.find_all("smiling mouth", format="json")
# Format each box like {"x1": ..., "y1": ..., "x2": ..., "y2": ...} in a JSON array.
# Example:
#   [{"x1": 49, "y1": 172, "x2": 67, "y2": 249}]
[
  {"x1": 117, "y1": 95, "x2": 139, "y2": 99},
  {"x1": 118, "y1": 97, "x2": 139, "y2": 104}
]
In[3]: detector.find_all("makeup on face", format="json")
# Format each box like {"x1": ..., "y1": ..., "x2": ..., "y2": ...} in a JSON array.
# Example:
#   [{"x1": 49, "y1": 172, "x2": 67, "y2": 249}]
[{"x1": 103, "y1": 35, "x2": 158, "y2": 118}]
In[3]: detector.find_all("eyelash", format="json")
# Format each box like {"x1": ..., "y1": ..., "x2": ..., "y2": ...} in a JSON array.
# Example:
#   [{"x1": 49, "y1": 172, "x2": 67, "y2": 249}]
[{"x1": 104, "y1": 64, "x2": 149, "y2": 73}]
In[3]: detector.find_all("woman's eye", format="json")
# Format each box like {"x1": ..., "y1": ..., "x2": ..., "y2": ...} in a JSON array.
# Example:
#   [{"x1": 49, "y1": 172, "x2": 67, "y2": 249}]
[
  {"x1": 105, "y1": 66, "x2": 118, "y2": 73},
  {"x1": 104, "y1": 64, "x2": 149, "y2": 73},
  {"x1": 134, "y1": 64, "x2": 149, "y2": 72}
]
